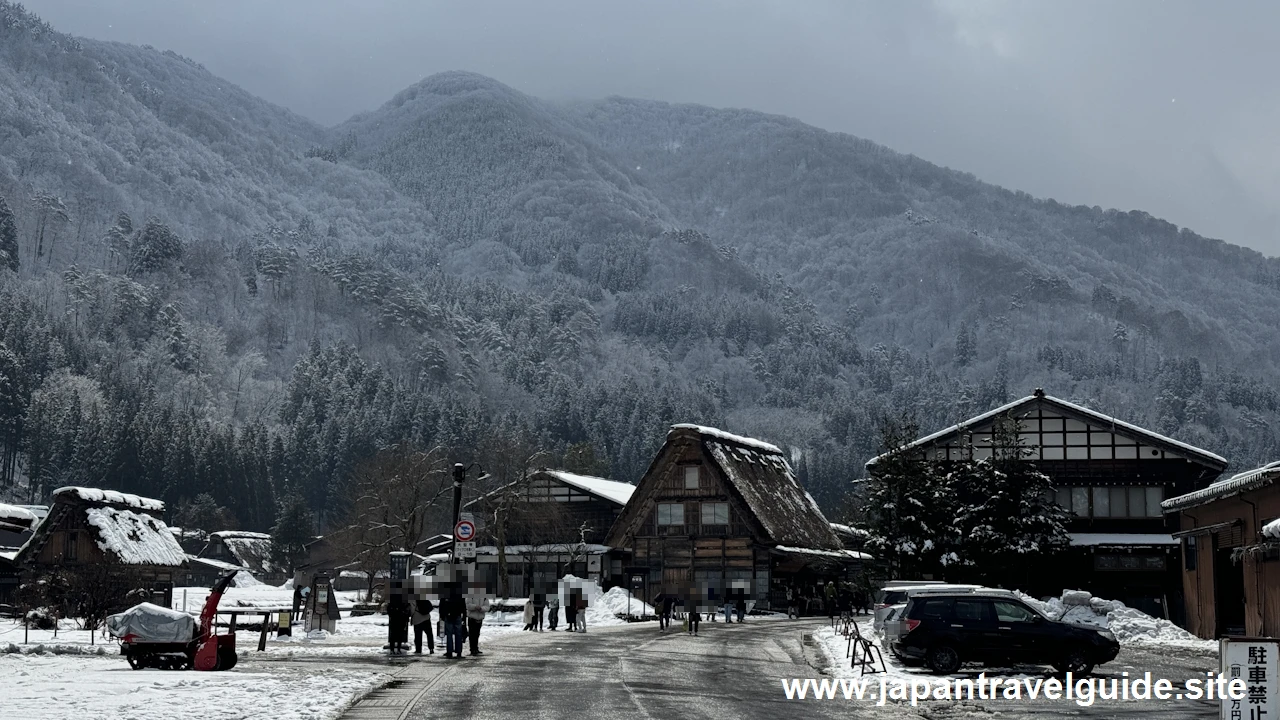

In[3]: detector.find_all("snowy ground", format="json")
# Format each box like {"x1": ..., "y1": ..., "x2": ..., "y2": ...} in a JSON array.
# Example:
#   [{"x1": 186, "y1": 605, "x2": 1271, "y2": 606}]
[{"x1": 2, "y1": 653, "x2": 387, "y2": 720}]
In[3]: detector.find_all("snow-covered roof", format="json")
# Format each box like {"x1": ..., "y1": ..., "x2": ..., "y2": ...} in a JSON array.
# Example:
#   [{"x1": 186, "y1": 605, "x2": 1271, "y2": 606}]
[
  {"x1": 830, "y1": 522, "x2": 871, "y2": 538},
  {"x1": 670, "y1": 423, "x2": 782, "y2": 454},
  {"x1": 474, "y1": 543, "x2": 613, "y2": 555},
  {"x1": 189, "y1": 555, "x2": 243, "y2": 571},
  {"x1": 775, "y1": 545, "x2": 873, "y2": 561},
  {"x1": 0, "y1": 503, "x2": 37, "y2": 525},
  {"x1": 206, "y1": 531, "x2": 280, "y2": 575},
  {"x1": 1068, "y1": 533, "x2": 1178, "y2": 547},
  {"x1": 1162, "y1": 461, "x2": 1280, "y2": 512},
  {"x1": 53, "y1": 486, "x2": 166, "y2": 512},
  {"x1": 210, "y1": 530, "x2": 272, "y2": 540},
  {"x1": 85, "y1": 507, "x2": 187, "y2": 566},
  {"x1": 866, "y1": 391, "x2": 1228, "y2": 469},
  {"x1": 705, "y1": 440, "x2": 843, "y2": 551},
  {"x1": 542, "y1": 471, "x2": 635, "y2": 506}
]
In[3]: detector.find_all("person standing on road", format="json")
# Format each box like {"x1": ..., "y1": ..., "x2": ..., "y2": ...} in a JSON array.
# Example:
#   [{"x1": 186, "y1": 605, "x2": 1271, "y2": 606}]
[
  {"x1": 412, "y1": 595, "x2": 435, "y2": 655},
  {"x1": 735, "y1": 593, "x2": 747, "y2": 623},
  {"x1": 657, "y1": 593, "x2": 674, "y2": 631},
  {"x1": 686, "y1": 597, "x2": 700, "y2": 637},
  {"x1": 533, "y1": 592, "x2": 546, "y2": 632},
  {"x1": 439, "y1": 590, "x2": 467, "y2": 659},
  {"x1": 565, "y1": 590, "x2": 579, "y2": 632},
  {"x1": 786, "y1": 587, "x2": 799, "y2": 619},
  {"x1": 465, "y1": 586, "x2": 489, "y2": 656},
  {"x1": 824, "y1": 581, "x2": 837, "y2": 622},
  {"x1": 547, "y1": 593, "x2": 560, "y2": 630},
  {"x1": 523, "y1": 597, "x2": 535, "y2": 631},
  {"x1": 576, "y1": 592, "x2": 588, "y2": 633}
]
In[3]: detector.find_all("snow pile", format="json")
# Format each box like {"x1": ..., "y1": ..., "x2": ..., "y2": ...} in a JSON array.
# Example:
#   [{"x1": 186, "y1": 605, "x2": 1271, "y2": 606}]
[
  {"x1": 590, "y1": 586, "x2": 655, "y2": 624},
  {"x1": 84, "y1": 507, "x2": 187, "y2": 566},
  {"x1": 1263, "y1": 518, "x2": 1280, "y2": 540},
  {"x1": 1016, "y1": 589, "x2": 1210, "y2": 647},
  {"x1": 53, "y1": 486, "x2": 164, "y2": 512},
  {"x1": 556, "y1": 575, "x2": 651, "y2": 626}
]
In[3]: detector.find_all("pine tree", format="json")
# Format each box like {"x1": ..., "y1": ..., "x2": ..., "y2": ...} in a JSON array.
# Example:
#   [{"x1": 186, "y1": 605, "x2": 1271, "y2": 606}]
[
  {"x1": 0, "y1": 194, "x2": 17, "y2": 273},
  {"x1": 861, "y1": 418, "x2": 958, "y2": 578},
  {"x1": 270, "y1": 494, "x2": 313, "y2": 571},
  {"x1": 954, "y1": 322, "x2": 976, "y2": 367}
]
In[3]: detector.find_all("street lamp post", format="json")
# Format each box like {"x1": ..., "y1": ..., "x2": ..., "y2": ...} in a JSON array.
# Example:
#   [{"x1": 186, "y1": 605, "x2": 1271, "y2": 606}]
[{"x1": 451, "y1": 462, "x2": 465, "y2": 562}]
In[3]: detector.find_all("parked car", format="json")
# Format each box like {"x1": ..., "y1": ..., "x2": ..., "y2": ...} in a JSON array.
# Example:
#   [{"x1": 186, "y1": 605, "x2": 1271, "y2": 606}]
[
  {"x1": 873, "y1": 582, "x2": 977, "y2": 632},
  {"x1": 881, "y1": 585, "x2": 988, "y2": 653},
  {"x1": 892, "y1": 591, "x2": 1120, "y2": 675}
]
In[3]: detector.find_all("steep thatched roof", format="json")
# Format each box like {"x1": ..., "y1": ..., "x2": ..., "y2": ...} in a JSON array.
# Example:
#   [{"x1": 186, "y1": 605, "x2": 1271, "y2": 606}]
[{"x1": 610, "y1": 424, "x2": 842, "y2": 551}]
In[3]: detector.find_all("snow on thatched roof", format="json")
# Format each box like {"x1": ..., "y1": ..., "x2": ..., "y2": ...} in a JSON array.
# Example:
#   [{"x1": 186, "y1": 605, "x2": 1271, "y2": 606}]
[
  {"x1": 0, "y1": 503, "x2": 37, "y2": 534},
  {"x1": 670, "y1": 423, "x2": 782, "y2": 454},
  {"x1": 53, "y1": 486, "x2": 165, "y2": 512},
  {"x1": 208, "y1": 530, "x2": 280, "y2": 575},
  {"x1": 85, "y1": 506, "x2": 187, "y2": 567},
  {"x1": 542, "y1": 471, "x2": 635, "y2": 506},
  {"x1": 704, "y1": 438, "x2": 843, "y2": 551}
]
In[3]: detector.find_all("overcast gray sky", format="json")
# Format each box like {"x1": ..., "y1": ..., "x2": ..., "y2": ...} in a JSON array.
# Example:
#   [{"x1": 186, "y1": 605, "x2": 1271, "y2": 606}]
[{"x1": 25, "y1": 0, "x2": 1280, "y2": 255}]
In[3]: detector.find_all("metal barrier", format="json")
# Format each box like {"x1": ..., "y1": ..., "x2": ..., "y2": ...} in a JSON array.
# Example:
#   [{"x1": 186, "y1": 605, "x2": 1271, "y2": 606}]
[{"x1": 837, "y1": 614, "x2": 885, "y2": 675}]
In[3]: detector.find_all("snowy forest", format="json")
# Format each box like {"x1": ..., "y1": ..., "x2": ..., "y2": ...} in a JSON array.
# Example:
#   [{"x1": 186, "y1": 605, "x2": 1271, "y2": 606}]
[{"x1": 2, "y1": 2, "x2": 1279, "y2": 536}]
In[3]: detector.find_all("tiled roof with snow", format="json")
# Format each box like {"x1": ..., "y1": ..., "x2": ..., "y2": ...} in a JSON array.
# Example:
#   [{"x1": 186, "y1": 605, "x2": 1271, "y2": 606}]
[
  {"x1": 670, "y1": 424, "x2": 782, "y2": 454},
  {"x1": 775, "y1": 545, "x2": 874, "y2": 561},
  {"x1": 866, "y1": 392, "x2": 1228, "y2": 469},
  {"x1": 85, "y1": 507, "x2": 187, "y2": 566},
  {"x1": 706, "y1": 441, "x2": 842, "y2": 551},
  {"x1": 1162, "y1": 461, "x2": 1280, "y2": 512},
  {"x1": 542, "y1": 471, "x2": 636, "y2": 506},
  {"x1": 54, "y1": 486, "x2": 166, "y2": 512}
]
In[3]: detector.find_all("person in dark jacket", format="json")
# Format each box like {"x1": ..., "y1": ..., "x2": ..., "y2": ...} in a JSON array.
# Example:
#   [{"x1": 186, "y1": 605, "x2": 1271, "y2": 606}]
[
  {"x1": 565, "y1": 590, "x2": 579, "y2": 631},
  {"x1": 388, "y1": 597, "x2": 411, "y2": 655},
  {"x1": 532, "y1": 593, "x2": 546, "y2": 632},
  {"x1": 656, "y1": 593, "x2": 674, "y2": 631},
  {"x1": 734, "y1": 594, "x2": 747, "y2": 623},
  {"x1": 412, "y1": 596, "x2": 435, "y2": 655},
  {"x1": 439, "y1": 591, "x2": 467, "y2": 659}
]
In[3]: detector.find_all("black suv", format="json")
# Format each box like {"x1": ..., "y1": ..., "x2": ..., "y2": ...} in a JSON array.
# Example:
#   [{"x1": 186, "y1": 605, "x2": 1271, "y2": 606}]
[{"x1": 892, "y1": 592, "x2": 1120, "y2": 675}]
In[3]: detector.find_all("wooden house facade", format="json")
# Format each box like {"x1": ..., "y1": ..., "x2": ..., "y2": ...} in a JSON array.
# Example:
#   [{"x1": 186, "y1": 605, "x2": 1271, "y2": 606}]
[
  {"x1": 606, "y1": 424, "x2": 858, "y2": 611},
  {"x1": 466, "y1": 469, "x2": 636, "y2": 594},
  {"x1": 0, "y1": 503, "x2": 41, "y2": 604},
  {"x1": 16, "y1": 487, "x2": 187, "y2": 607},
  {"x1": 867, "y1": 389, "x2": 1228, "y2": 620},
  {"x1": 1162, "y1": 461, "x2": 1280, "y2": 639}
]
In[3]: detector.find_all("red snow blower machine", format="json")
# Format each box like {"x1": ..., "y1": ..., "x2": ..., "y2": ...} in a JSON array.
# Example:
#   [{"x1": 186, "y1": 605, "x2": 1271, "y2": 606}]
[{"x1": 107, "y1": 569, "x2": 239, "y2": 671}]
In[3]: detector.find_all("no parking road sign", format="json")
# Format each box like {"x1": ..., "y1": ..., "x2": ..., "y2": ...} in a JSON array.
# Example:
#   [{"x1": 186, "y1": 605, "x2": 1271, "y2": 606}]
[{"x1": 454, "y1": 519, "x2": 476, "y2": 542}]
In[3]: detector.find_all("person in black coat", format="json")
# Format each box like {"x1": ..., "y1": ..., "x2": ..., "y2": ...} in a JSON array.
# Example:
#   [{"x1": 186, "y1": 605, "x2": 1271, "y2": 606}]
[
  {"x1": 734, "y1": 593, "x2": 747, "y2": 623},
  {"x1": 439, "y1": 591, "x2": 467, "y2": 659}
]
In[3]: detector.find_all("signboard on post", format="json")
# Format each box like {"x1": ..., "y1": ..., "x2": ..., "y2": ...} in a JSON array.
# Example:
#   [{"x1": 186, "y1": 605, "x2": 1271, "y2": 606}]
[
  {"x1": 1222, "y1": 638, "x2": 1278, "y2": 720},
  {"x1": 454, "y1": 519, "x2": 476, "y2": 542},
  {"x1": 455, "y1": 541, "x2": 477, "y2": 559}
]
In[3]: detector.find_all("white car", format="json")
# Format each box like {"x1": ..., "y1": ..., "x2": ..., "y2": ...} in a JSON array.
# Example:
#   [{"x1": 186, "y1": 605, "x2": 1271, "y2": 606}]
[{"x1": 873, "y1": 582, "x2": 953, "y2": 632}]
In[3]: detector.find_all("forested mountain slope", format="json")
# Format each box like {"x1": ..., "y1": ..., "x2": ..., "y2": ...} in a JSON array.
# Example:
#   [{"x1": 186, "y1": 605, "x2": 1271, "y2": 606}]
[{"x1": 0, "y1": 2, "x2": 1276, "y2": 533}]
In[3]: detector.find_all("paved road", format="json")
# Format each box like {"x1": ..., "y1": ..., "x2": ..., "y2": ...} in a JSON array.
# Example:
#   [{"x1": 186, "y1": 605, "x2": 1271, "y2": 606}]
[{"x1": 334, "y1": 619, "x2": 1222, "y2": 719}]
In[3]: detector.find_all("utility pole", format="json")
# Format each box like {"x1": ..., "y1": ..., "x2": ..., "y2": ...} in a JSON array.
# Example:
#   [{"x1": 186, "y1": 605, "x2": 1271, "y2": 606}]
[{"x1": 451, "y1": 462, "x2": 465, "y2": 563}]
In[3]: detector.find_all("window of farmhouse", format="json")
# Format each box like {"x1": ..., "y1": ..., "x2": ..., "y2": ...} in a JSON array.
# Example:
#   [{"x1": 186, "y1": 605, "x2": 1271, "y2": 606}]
[
  {"x1": 657, "y1": 503, "x2": 684, "y2": 525},
  {"x1": 701, "y1": 502, "x2": 729, "y2": 526},
  {"x1": 683, "y1": 465, "x2": 700, "y2": 489},
  {"x1": 1052, "y1": 486, "x2": 1163, "y2": 518}
]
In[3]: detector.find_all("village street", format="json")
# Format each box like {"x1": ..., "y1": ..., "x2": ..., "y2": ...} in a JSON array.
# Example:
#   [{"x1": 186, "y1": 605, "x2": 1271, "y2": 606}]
[{"x1": 318, "y1": 618, "x2": 1223, "y2": 720}]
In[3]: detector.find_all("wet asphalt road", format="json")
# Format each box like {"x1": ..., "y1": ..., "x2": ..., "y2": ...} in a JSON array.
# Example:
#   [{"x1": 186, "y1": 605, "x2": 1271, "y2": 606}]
[{"x1": 342, "y1": 618, "x2": 1224, "y2": 719}]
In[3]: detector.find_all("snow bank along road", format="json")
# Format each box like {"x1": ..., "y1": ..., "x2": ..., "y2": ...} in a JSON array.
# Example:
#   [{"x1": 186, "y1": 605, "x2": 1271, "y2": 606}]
[{"x1": 339, "y1": 618, "x2": 1220, "y2": 720}]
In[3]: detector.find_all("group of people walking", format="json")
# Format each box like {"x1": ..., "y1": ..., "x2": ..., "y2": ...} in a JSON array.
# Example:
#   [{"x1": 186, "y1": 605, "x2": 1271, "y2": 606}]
[
  {"x1": 786, "y1": 581, "x2": 871, "y2": 620},
  {"x1": 652, "y1": 592, "x2": 748, "y2": 636}
]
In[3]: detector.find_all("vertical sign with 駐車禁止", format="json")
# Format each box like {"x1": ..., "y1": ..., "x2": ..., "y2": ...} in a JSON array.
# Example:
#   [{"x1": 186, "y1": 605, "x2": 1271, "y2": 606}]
[{"x1": 1222, "y1": 638, "x2": 1278, "y2": 720}]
